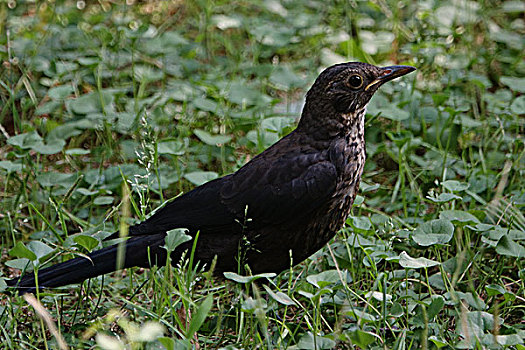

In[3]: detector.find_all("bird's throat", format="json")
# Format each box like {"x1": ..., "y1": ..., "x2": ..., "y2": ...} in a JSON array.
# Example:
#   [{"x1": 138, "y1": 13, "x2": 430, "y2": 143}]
[{"x1": 340, "y1": 107, "x2": 366, "y2": 138}]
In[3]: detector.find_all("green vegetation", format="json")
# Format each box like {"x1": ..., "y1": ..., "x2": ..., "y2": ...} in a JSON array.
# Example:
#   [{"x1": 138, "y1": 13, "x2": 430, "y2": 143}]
[{"x1": 1, "y1": 0, "x2": 524, "y2": 348}]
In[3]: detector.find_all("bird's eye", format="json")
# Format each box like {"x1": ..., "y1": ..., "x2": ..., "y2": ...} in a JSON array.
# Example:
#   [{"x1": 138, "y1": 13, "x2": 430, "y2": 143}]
[{"x1": 347, "y1": 74, "x2": 363, "y2": 89}]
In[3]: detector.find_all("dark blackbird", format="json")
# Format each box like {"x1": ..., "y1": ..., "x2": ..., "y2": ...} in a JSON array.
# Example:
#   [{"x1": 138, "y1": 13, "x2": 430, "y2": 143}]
[{"x1": 8, "y1": 62, "x2": 415, "y2": 295}]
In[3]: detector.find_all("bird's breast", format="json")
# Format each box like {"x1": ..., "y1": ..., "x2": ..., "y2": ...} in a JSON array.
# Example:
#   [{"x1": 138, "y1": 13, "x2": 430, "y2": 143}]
[{"x1": 326, "y1": 116, "x2": 367, "y2": 232}]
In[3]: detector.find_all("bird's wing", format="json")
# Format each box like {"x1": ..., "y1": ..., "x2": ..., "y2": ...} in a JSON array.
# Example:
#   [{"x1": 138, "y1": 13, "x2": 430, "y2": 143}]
[
  {"x1": 128, "y1": 176, "x2": 241, "y2": 236},
  {"x1": 220, "y1": 150, "x2": 337, "y2": 228},
  {"x1": 128, "y1": 140, "x2": 337, "y2": 236}
]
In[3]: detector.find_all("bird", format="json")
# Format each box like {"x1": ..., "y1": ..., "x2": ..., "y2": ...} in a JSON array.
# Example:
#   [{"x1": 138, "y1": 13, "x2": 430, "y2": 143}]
[{"x1": 7, "y1": 62, "x2": 415, "y2": 295}]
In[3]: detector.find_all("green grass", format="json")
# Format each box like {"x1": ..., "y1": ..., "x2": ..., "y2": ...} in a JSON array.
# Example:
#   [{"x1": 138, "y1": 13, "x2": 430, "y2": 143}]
[{"x1": 1, "y1": 0, "x2": 524, "y2": 349}]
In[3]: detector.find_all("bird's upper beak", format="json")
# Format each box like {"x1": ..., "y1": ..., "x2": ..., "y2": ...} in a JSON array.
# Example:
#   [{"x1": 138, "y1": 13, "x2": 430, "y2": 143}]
[{"x1": 365, "y1": 65, "x2": 416, "y2": 91}]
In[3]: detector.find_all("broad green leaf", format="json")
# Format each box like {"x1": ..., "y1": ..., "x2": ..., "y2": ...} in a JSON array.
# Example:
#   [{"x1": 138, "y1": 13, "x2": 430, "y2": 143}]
[
  {"x1": 360, "y1": 30, "x2": 395, "y2": 54},
  {"x1": 77, "y1": 57, "x2": 100, "y2": 66},
  {"x1": 353, "y1": 195, "x2": 365, "y2": 206},
  {"x1": 184, "y1": 171, "x2": 218, "y2": 186},
  {"x1": 306, "y1": 270, "x2": 343, "y2": 288},
  {"x1": 241, "y1": 296, "x2": 267, "y2": 313},
  {"x1": 346, "y1": 309, "x2": 376, "y2": 322},
  {"x1": 439, "y1": 210, "x2": 480, "y2": 224},
  {"x1": 0, "y1": 160, "x2": 23, "y2": 173},
  {"x1": 246, "y1": 129, "x2": 279, "y2": 148},
  {"x1": 378, "y1": 105, "x2": 410, "y2": 121},
  {"x1": 48, "y1": 85, "x2": 74, "y2": 100},
  {"x1": 133, "y1": 65, "x2": 164, "y2": 83},
  {"x1": 399, "y1": 251, "x2": 440, "y2": 269},
  {"x1": 7, "y1": 131, "x2": 43, "y2": 149},
  {"x1": 5, "y1": 258, "x2": 32, "y2": 270},
  {"x1": 412, "y1": 219, "x2": 454, "y2": 246},
  {"x1": 30, "y1": 55, "x2": 50, "y2": 72},
  {"x1": 166, "y1": 82, "x2": 200, "y2": 102},
  {"x1": 55, "y1": 61, "x2": 79, "y2": 74},
  {"x1": 496, "y1": 236, "x2": 525, "y2": 257},
  {"x1": 365, "y1": 291, "x2": 392, "y2": 302},
  {"x1": 73, "y1": 235, "x2": 100, "y2": 252},
  {"x1": 252, "y1": 26, "x2": 294, "y2": 47},
  {"x1": 223, "y1": 272, "x2": 276, "y2": 284},
  {"x1": 76, "y1": 188, "x2": 98, "y2": 196},
  {"x1": 435, "y1": 3, "x2": 479, "y2": 27},
  {"x1": 264, "y1": 0, "x2": 288, "y2": 16},
  {"x1": 510, "y1": 96, "x2": 525, "y2": 114},
  {"x1": 261, "y1": 117, "x2": 295, "y2": 134},
  {"x1": 458, "y1": 114, "x2": 482, "y2": 128},
  {"x1": 457, "y1": 311, "x2": 495, "y2": 339},
  {"x1": 389, "y1": 302, "x2": 404, "y2": 317},
  {"x1": 298, "y1": 290, "x2": 314, "y2": 299},
  {"x1": 508, "y1": 229, "x2": 525, "y2": 241},
  {"x1": 262, "y1": 284, "x2": 298, "y2": 306},
  {"x1": 269, "y1": 66, "x2": 305, "y2": 90},
  {"x1": 428, "y1": 296, "x2": 445, "y2": 319},
  {"x1": 485, "y1": 284, "x2": 515, "y2": 301},
  {"x1": 484, "y1": 334, "x2": 524, "y2": 346},
  {"x1": 157, "y1": 140, "x2": 184, "y2": 155},
  {"x1": 412, "y1": 298, "x2": 442, "y2": 327},
  {"x1": 48, "y1": 124, "x2": 83, "y2": 142},
  {"x1": 500, "y1": 76, "x2": 525, "y2": 93},
  {"x1": 467, "y1": 223, "x2": 494, "y2": 232},
  {"x1": 486, "y1": 228, "x2": 525, "y2": 242},
  {"x1": 33, "y1": 139, "x2": 66, "y2": 155},
  {"x1": 429, "y1": 336, "x2": 449, "y2": 348},
  {"x1": 296, "y1": 332, "x2": 336, "y2": 349},
  {"x1": 348, "y1": 330, "x2": 380, "y2": 348},
  {"x1": 419, "y1": 106, "x2": 439, "y2": 122},
  {"x1": 427, "y1": 193, "x2": 461, "y2": 203},
  {"x1": 320, "y1": 48, "x2": 347, "y2": 66},
  {"x1": 212, "y1": 14, "x2": 242, "y2": 30},
  {"x1": 163, "y1": 228, "x2": 192, "y2": 253},
  {"x1": 9, "y1": 242, "x2": 37, "y2": 261},
  {"x1": 93, "y1": 196, "x2": 114, "y2": 205},
  {"x1": 226, "y1": 82, "x2": 270, "y2": 106},
  {"x1": 192, "y1": 97, "x2": 218, "y2": 112},
  {"x1": 351, "y1": 216, "x2": 372, "y2": 231},
  {"x1": 360, "y1": 182, "x2": 380, "y2": 192},
  {"x1": 68, "y1": 91, "x2": 114, "y2": 115},
  {"x1": 386, "y1": 130, "x2": 413, "y2": 146},
  {"x1": 27, "y1": 241, "x2": 54, "y2": 261},
  {"x1": 454, "y1": 291, "x2": 486, "y2": 310},
  {"x1": 35, "y1": 100, "x2": 62, "y2": 115},
  {"x1": 157, "y1": 337, "x2": 175, "y2": 350},
  {"x1": 485, "y1": 284, "x2": 506, "y2": 296},
  {"x1": 115, "y1": 112, "x2": 135, "y2": 133},
  {"x1": 65, "y1": 148, "x2": 90, "y2": 155},
  {"x1": 194, "y1": 129, "x2": 231, "y2": 146},
  {"x1": 442, "y1": 180, "x2": 469, "y2": 192},
  {"x1": 346, "y1": 233, "x2": 375, "y2": 247},
  {"x1": 503, "y1": 1, "x2": 525, "y2": 12}
]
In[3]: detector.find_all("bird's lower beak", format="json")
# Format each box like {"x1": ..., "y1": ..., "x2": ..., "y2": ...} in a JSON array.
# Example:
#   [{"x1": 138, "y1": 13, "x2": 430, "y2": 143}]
[{"x1": 365, "y1": 65, "x2": 416, "y2": 91}]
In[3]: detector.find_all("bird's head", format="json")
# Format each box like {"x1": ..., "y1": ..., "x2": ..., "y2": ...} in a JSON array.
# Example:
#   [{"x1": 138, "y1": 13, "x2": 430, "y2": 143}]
[{"x1": 299, "y1": 62, "x2": 415, "y2": 138}]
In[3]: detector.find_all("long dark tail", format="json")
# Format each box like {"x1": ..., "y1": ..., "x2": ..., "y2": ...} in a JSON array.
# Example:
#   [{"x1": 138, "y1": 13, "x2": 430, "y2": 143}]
[{"x1": 7, "y1": 233, "x2": 167, "y2": 295}]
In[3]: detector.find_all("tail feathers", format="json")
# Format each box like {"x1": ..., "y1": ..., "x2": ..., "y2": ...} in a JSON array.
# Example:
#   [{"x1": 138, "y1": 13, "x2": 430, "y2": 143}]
[{"x1": 7, "y1": 233, "x2": 167, "y2": 295}]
